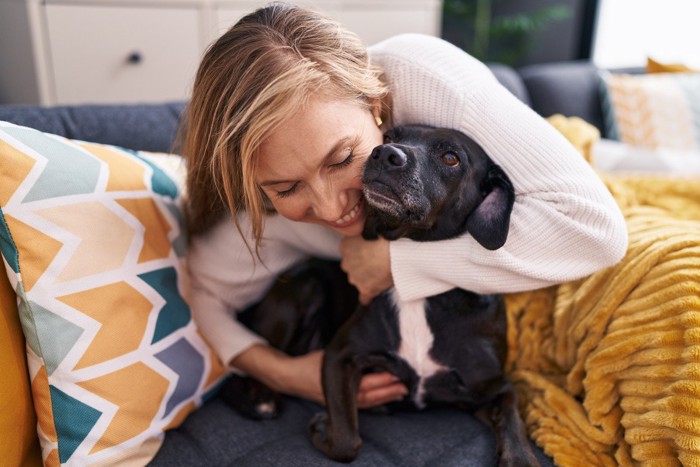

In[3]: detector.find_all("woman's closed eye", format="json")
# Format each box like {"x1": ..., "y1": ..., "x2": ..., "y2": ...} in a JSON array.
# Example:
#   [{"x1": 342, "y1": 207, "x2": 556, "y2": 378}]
[
  {"x1": 331, "y1": 150, "x2": 354, "y2": 169},
  {"x1": 272, "y1": 148, "x2": 356, "y2": 199},
  {"x1": 275, "y1": 182, "x2": 298, "y2": 198}
]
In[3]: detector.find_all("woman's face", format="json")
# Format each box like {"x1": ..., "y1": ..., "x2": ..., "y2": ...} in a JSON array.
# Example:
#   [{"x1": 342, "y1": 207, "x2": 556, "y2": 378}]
[{"x1": 256, "y1": 97, "x2": 383, "y2": 237}]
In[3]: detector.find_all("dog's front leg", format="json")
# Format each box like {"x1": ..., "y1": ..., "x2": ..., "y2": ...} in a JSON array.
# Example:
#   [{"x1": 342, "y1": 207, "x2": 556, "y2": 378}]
[
  {"x1": 309, "y1": 349, "x2": 363, "y2": 463},
  {"x1": 219, "y1": 374, "x2": 281, "y2": 420},
  {"x1": 477, "y1": 383, "x2": 540, "y2": 467}
]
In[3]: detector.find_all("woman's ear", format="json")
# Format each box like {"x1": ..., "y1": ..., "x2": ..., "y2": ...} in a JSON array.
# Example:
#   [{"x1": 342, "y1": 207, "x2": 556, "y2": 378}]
[
  {"x1": 369, "y1": 99, "x2": 385, "y2": 129},
  {"x1": 465, "y1": 165, "x2": 515, "y2": 250}
]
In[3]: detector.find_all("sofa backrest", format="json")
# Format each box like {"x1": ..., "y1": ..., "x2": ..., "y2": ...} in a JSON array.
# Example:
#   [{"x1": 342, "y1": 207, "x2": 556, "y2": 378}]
[
  {"x1": 0, "y1": 102, "x2": 186, "y2": 153},
  {"x1": 518, "y1": 61, "x2": 606, "y2": 136},
  {"x1": 487, "y1": 63, "x2": 532, "y2": 107}
]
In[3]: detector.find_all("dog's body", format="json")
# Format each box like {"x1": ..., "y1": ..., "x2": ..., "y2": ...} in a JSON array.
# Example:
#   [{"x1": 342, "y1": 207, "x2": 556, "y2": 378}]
[
  {"x1": 220, "y1": 125, "x2": 539, "y2": 466},
  {"x1": 307, "y1": 125, "x2": 537, "y2": 465}
]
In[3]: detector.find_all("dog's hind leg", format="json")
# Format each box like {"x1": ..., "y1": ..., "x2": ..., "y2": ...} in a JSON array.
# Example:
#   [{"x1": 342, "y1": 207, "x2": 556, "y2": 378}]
[{"x1": 476, "y1": 382, "x2": 540, "y2": 467}]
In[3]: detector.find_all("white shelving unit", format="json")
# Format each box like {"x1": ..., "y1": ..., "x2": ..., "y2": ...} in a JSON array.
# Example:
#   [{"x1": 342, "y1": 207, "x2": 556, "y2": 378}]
[{"x1": 0, "y1": 0, "x2": 443, "y2": 105}]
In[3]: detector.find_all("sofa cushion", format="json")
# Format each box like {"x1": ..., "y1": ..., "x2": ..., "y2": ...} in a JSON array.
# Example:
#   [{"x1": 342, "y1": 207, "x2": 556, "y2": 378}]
[
  {"x1": 599, "y1": 71, "x2": 700, "y2": 152},
  {"x1": 150, "y1": 396, "x2": 553, "y2": 466},
  {"x1": 0, "y1": 121, "x2": 226, "y2": 466}
]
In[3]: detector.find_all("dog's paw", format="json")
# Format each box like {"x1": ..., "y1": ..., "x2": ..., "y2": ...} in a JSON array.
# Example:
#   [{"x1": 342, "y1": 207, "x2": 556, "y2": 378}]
[
  {"x1": 219, "y1": 375, "x2": 281, "y2": 420},
  {"x1": 308, "y1": 412, "x2": 331, "y2": 450},
  {"x1": 498, "y1": 446, "x2": 540, "y2": 467},
  {"x1": 308, "y1": 412, "x2": 361, "y2": 463}
]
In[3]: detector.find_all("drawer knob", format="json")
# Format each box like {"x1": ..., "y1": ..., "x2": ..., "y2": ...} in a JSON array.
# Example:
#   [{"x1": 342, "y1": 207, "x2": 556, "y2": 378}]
[{"x1": 126, "y1": 51, "x2": 143, "y2": 65}]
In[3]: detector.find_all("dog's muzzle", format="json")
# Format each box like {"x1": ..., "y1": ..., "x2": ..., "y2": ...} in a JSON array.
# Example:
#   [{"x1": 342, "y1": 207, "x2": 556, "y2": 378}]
[
  {"x1": 373, "y1": 145, "x2": 408, "y2": 169},
  {"x1": 362, "y1": 144, "x2": 427, "y2": 220}
]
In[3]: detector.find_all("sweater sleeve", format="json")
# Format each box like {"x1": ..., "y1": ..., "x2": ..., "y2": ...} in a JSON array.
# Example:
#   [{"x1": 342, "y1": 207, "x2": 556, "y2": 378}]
[
  {"x1": 369, "y1": 34, "x2": 628, "y2": 299},
  {"x1": 187, "y1": 214, "x2": 342, "y2": 366}
]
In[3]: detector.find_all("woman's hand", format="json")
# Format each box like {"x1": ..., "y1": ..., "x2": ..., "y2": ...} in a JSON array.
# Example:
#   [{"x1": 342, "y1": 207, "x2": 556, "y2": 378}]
[
  {"x1": 231, "y1": 344, "x2": 407, "y2": 408},
  {"x1": 356, "y1": 372, "x2": 408, "y2": 409},
  {"x1": 339, "y1": 236, "x2": 393, "y2": 304}
]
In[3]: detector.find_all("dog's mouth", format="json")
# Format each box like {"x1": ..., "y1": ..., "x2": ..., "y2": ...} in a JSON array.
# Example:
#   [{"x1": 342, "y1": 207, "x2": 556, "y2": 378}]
[
  {"x1": 363, "y1": 183, "x2": 403, "y2": 215},
  {"x1": 362, "y1": 182, "x2": 427, "y2": 222}
]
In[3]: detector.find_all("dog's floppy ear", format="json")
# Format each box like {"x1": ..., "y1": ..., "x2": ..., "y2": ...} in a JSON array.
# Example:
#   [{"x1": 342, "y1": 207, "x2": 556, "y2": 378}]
[{"x1": 465, "y1": 165, "x2": 515, "y2": 250}]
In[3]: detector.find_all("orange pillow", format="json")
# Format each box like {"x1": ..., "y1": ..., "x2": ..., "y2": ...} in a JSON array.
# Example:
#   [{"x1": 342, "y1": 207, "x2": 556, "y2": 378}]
[
  {"x1": 0, "y1": 269, "x2": 41, "y2": 466},
  {"x1": 646, "y1": 57, "x2": 698, "y2": 73}
]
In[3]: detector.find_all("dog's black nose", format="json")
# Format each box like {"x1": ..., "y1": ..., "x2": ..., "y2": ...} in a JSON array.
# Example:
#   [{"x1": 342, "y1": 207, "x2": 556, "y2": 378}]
[{"x1": 372, "y1": 145, "x2": 408, "y2": 169}]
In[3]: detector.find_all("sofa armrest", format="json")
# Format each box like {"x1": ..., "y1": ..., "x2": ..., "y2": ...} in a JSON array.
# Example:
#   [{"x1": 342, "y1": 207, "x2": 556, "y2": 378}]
[{"x1": 1, "y1": 266, "x2": 41, "y2": 465}]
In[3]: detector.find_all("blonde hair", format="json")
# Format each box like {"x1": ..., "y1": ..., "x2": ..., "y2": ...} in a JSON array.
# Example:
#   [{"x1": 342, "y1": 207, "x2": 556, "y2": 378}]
[{"x1": 182, "y1": 2, "x2": 389, "y2": 256}]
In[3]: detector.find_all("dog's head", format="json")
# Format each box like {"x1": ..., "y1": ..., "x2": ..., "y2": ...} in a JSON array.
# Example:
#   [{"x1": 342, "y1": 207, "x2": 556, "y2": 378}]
[{"x1": 361, "y1": 125, "x2": 514, "y2": 250}]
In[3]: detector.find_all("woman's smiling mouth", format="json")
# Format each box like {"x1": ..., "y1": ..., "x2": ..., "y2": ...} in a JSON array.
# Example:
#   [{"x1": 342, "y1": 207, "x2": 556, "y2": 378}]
[{"x1": 330, "y1": 197, "x2": 364, "y2": 228}]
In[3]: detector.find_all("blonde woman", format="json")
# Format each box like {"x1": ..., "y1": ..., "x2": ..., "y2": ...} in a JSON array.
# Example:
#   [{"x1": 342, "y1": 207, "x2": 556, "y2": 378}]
[{"x1": 183, "y1": 3, "x2": 627, "y2": 409}]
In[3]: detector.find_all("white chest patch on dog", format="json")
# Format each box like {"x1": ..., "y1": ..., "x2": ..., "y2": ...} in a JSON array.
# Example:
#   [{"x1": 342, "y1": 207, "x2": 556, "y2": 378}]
[{"x1": 390, "y1": 289, "x2": 447, "y2": 408}]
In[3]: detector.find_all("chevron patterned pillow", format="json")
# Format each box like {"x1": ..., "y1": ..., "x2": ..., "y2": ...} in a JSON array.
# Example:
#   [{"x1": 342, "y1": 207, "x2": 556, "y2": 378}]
[
  {"x1": 599, "y1": 71, "x2": 700, "y2": 152},
  {"x1": 0, "y1": 121, "x2": 226, "y2": 466}
]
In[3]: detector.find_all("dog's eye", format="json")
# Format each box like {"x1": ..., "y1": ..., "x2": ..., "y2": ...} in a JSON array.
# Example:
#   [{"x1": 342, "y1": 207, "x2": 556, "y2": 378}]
[{"x1": 440, "y1": 152, "x2": 460, "y2": 167}]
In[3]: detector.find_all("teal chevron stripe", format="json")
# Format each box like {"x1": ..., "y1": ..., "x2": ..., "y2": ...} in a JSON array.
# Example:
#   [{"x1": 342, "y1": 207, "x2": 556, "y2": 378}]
[
  {"x1": 155, "y1": 338, "x2": 205, "y2": 415},
  {"x1": 164, "y1": 202, "x2": 187, "y2": 258},
  {"x1": 16, "y1": 287, "x2": 41, "y2": 357},
  {"x1": 127, "y1": 149, "x2": 179, "y2": 199},
  {"x1": 32, "y1": 301, "x2": 85, "y2": 375},
  {"x1": 15, "y1": 283, "x2": 45, "y2": 362},
  {"x1": 0, "y1": 210, "x2": 19, "y2": 273},
  {"x1": 1, "y1": 127, "x2": 101, "y2": 202},
  {"x1": 139, "y1": 267, "x2": 191, "y2": 344},
  {"x1": 50, "y1": 385, "x2": 102, "y2": 463}
]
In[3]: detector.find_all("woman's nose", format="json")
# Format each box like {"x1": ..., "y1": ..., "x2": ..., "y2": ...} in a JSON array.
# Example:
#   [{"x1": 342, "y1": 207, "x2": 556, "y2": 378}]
[{"x1": 309, "y1": 184, "x2": 346, "y2": 222}]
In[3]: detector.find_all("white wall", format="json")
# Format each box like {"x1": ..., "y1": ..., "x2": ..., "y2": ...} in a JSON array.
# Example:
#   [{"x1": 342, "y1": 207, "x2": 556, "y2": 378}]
[{"x1": 592, "y1": 0, "x2": 700, "y2": 69}]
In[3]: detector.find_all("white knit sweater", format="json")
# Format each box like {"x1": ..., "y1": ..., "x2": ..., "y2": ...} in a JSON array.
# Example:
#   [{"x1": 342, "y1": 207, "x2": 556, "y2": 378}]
[{"x1": 187, "y1": 34, "x2": 628, "y2": 367}]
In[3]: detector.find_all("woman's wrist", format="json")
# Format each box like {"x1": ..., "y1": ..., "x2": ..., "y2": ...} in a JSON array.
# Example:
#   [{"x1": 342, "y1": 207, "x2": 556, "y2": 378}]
[
  {"x1": 229, "y1": 343, "x2": 291, "y2": 392},
  {"x1": 229, "y1": 344, "x2": 325, "y2": 404}
]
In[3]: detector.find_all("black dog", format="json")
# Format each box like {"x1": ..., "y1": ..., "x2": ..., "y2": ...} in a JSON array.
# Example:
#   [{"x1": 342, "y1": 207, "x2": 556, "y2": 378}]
[
  {"x1": 219, "y1": 125, "x2": 538, "y2": 466},
  {"x1": 219, "y1": 258, "x2": 358, "y2": 420},
  {"x1": 307, "y1": 125, "x2": 539, "y2": 466}
]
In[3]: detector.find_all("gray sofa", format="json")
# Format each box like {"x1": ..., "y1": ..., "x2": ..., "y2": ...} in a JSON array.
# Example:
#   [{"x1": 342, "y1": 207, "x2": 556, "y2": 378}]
[{"x1": 0, "y1": 60, "x2": 603, "y2": 466}]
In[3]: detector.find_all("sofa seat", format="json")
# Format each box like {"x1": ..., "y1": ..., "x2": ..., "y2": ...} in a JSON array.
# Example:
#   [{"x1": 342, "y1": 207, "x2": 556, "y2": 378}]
[{"x1": 150, "y1": 397, "x2": 551, "y2": 466}]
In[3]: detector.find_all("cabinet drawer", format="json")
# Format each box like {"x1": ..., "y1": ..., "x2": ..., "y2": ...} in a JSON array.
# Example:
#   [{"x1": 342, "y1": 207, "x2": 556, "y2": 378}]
[
  {"x1": 214, "y1": 1, "x2": 333, "y2": 39},
  {"x1": 214, "y1": 1, "x2": 441, "y2": 47},
  {"x1": 340, "y1": 4, "x2": 441, "y2": 45},
  {"x1": 44, "y1": 4, "x2": 202, "y2": 104}
]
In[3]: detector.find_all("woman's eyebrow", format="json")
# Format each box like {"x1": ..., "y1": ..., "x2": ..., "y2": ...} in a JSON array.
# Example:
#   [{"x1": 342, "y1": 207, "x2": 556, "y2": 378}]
[{"x1": 258, "y1": 136, "x2": 352, "y2": 187}]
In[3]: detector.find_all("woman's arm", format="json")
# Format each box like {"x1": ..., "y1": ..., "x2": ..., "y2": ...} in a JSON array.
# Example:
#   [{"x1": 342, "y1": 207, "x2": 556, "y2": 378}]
[
  {"x1": 231, "y1": 344, "x2": 407, "y2": 407},
  {"x1": 187, "y1": 214, "x2": 334, "y2": 366},
  {"x1": 188, "y1": 213, "x2": 409, "y2": 405},
  {"x1": 367, "y1": 34, "x2": 627, "y2": 299}
]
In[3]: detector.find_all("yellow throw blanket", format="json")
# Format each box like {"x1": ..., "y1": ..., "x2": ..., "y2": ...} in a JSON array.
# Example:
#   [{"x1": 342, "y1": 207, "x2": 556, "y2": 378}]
[{"x1": 507, "y1": 118, "x2": 700, "y2": 465}]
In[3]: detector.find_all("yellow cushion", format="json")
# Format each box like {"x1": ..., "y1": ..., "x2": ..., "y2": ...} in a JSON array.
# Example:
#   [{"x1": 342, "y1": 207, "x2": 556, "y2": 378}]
[{"x1": 0, "y1": 268, "x2": 41, "y2": 465}]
